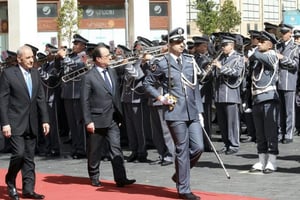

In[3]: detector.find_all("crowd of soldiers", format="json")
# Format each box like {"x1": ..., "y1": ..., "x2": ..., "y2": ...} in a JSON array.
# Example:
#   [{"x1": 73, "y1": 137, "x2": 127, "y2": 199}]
[{"x1": 1, "y1": 21, "x2": 300, "y2": 174}]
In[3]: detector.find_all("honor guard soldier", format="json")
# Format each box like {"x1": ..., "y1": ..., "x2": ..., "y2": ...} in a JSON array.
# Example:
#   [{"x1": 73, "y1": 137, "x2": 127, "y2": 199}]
[
  {"x1": 56, "y1": 33, "x2": 89, "y2": 159},
  {"x1": 248, "y1": 31, "x2": 280, "y2": 173},
  {"x1": 213, "y1": 34, "x2": 245, "y2": 155},
  {"x1": 193, "y1": 35, "x2": 214, "y2": 152},
  {"x1": 143, "y1": 27, "x2": 205, "y2": 200},
  {"x1": 277, "y1": 24, "x2": 299, "y2": 144}
]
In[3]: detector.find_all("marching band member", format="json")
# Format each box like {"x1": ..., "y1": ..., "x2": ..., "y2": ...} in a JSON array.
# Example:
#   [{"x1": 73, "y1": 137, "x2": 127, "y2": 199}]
[
  {"x1": 248, "y1": 31, "x2": 279, "y2": 173},
  {"x1": 55, "y1": 34, "x2": 89, "y2": 159},
  {"x1": 213, "y1": 35, "x2": 244, "y2": 155}
]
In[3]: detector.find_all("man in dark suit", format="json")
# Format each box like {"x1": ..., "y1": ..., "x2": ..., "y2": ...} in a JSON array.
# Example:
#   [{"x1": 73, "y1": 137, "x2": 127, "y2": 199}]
[
  {"x1": 0, "y1": 45, "x2": 50, "y2": 200},
  {"x1": 80, "y1": 45, "x2": 135, "y2": 188}
]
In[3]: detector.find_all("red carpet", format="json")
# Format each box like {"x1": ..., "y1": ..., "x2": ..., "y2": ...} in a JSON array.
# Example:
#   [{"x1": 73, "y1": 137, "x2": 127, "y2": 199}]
[{"x1": 0, "y1": 169, "x2": 267, "y2": 200}]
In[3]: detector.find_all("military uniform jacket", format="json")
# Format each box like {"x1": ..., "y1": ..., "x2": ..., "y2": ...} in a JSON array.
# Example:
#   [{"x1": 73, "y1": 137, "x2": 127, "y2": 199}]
[
  {"x1": 249, "y1": 49, "x2": 279, "y2": 105},
  {"x1": 60, "y1": 51, "x2": 86, "y2": 99},
  {"x1": 143, "y1": 53, "x2": 204, "y2": 121},
  {"x1": 277, "y1": 40, "x2": 299, "y2": 91},
  {"x1": 194, "y1": 53, "x2": 214, "y2": 103},
  {"x1": 121, "y1": 59, "x2": 148, "y2": 103},
  {"x1": 39, "y1": 61, "x2": 61, "y2": 102},
  {"x1": 214, "y1": 50, "x2": 244, "y2": 104}
]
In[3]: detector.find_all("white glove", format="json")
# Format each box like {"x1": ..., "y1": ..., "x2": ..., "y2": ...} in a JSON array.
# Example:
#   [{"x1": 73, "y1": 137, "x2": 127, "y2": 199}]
[
  {"x1": 199, "y1": 113, "x2": 204, "y2": 127},
  {"x1": 159, "y1": 94, "x2": 175, "y2": 105}
]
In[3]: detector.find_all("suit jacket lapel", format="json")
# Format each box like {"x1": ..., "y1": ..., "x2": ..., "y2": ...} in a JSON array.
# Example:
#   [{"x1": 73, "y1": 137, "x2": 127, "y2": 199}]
[
  {"x1": 93, "y1": 66, "x2": 113, "y2": 94},
  {"x1": 15, "y1": 67, "x2": 30, "y2": 98}
]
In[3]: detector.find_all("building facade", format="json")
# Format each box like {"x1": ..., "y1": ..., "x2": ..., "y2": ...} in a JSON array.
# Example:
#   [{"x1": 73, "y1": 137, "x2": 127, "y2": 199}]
[
  {"x1": 1, "y1": 0, "x2": 300, "y2": 56},
  {"x1": 0, "y1": 0, "x2": 187, "y2": 54}
]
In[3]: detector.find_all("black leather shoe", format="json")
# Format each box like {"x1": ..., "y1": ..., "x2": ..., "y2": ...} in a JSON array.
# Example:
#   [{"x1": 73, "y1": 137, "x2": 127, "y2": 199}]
[
  {"x1": 22, "y1": 192, "x2": 45, "y2": 199},
  {"x1": 91, "y1": 179, "x2": 102, "y2": 187},
  {"x1": 241, "y1": 136, "x2": 255, "y2": 143},
  {"x1": 282, "y1": 138, "x2": 293, "y2": 144},
  {"x1": 116, "y1": 179, "x2": 136, "y2": 187},
  {"x1": 178, "y1": 192, "x2": 201, "y2": 200},
  {"x1": 126, "y1": 153, "x2": 137, "y2": 162},
  {"x1": 225, "y1": 149, "x2": 238, "y2": 155},
  {"x1": 171, "y1": 173, "x2": 177, "y2": 183},
  {"x1": 7, "y1": 186, "x2": 19, "y2": 200}
]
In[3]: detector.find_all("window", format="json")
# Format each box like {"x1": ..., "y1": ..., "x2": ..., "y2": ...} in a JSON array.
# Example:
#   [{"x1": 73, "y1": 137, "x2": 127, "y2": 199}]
[
  {"x1": 242, "y1": 0, "x2": 259, "y2": 21},
  {"x1": 263, "y1": 0, "x2": 279, "y2": 21}
]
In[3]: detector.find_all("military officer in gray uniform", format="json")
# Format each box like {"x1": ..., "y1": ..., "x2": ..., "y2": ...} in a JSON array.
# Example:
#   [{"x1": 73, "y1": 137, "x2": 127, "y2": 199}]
[
  {"x1": 277, "y1": 24, "x2": 299, "y2": 144},
  {"x1": 143, "y1": 27, "x2": 204, "y2": 200},
  {"x1": 248, "y1": 31, "x2": 280, "y2": 173},
  {"x1": 56, "y1": 34, "x2": 89, "y2": 159},
  {"x1": 213, "y1": 35, "x2": 244, "y2": 155}
]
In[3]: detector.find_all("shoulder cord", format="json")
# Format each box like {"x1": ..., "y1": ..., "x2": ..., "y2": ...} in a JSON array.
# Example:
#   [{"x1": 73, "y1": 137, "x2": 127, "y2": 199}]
[
  {"x1": 223, "y1": 58, "x2": 245, "y2": 89},
  {"x1": 252, "y1": 53, "x2": 278, "y2": 89},
  {"x1": 180, "y1": 59, "x2": 199, "y2": 90}
]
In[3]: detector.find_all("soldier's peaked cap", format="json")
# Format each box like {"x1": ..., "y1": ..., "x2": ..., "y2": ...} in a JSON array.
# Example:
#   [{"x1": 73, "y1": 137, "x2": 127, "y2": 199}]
[
  {"x1": 117, "y1": 44, "x2": 132, "y2": 54},
  {"x1": 264, "y1": 22, "x2": 278, "y2": 30},
  {"x1": 221, "y1": 35, "x2": 235, "y2": 44},
  {"x1": 259, "y1": 31, "x2": 278, "y2": 44},
  {"x1": 137, "y1": 36, "x2": 154, "y2": 47},
  {"x1": 72, "y1": 34, "x2": 89, "y2": 44},
  {"x1": 6, "y1": 50, "x2": 17, "y2": 57},
  {"x1": 248, "y1": 30, "x2": 261, "y2": 38},
  {"x1": 168, "y1": 27, "x2": 185, "y2": 42},
  {"x1": 279, "y1": 23, "x2": 294, "y2": 33},
  {"x1": 294, "y1": 29, "x2": 300, "y2": 37},
  {"x1": 192, "y1": 36, "x2": 209, "y2": 44},
  {"x1": 45, "y1": 43, "x2": 57, "y2": 50},
  {"x1": 37, "y1": 52, "x2": 47, "y2": 62}
]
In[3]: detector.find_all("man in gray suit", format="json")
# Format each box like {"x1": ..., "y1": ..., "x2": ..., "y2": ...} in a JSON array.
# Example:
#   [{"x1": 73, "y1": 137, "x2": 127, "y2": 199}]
[
  {"x1": 143, "y1": 27, "x2": 204, "y2": 200},
  {"x1": 80, "y1": 45, "x2": 135, "y2": 188}
]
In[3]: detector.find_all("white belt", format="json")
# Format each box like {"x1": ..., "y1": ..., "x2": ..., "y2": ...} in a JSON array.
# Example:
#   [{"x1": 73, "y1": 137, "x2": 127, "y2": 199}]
[{"x1": 252, "y1": 85, "x2": 277, "y2": 96}]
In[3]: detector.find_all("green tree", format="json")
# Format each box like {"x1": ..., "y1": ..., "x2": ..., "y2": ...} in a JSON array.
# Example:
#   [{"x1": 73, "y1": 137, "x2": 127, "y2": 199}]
[
  {"x1": 56, "y1": 0, "x2": 83, "y2": 47},
  {"x1": 218, "y1": 0, "x2": 241, "y2": 32},
  {"x1": 195, "y1": 0, "x2": 220, "y2": 35}
]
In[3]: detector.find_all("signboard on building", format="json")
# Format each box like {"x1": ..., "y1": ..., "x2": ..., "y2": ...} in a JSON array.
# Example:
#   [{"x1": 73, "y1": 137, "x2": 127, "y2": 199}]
[
  {"x1": 150, "y1": 3, "x2": 168, "y2": 16},
  {"x1": 37, "y1": 4, "x2": 57, "y2": 18},
  {"x1": 82, "y1": 6, "x2": 125, "y2": 18},
  {"x1": 283, "y1": 10, "x2": 300, "y2": 27}
]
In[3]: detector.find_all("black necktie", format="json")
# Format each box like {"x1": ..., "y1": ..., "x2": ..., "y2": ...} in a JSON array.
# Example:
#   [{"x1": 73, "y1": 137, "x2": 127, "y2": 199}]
[
  {"x1": 103, "y1": 69, "x2": 112, "y2": 91},
  {"x1": 177, "y1": 57, "x2": 183, "y2": 70}
]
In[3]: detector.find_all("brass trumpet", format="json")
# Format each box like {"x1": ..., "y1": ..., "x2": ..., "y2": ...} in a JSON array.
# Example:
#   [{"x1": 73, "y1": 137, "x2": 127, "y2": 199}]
[{"x1": 61, "y1": 59, "x2": 93, "y2": 83}]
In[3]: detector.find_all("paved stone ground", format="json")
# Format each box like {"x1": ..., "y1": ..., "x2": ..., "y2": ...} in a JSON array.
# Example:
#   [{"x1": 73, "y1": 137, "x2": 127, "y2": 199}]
[{"x1": 1, "y1": 129, "x2": 300, "y2": 200}]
